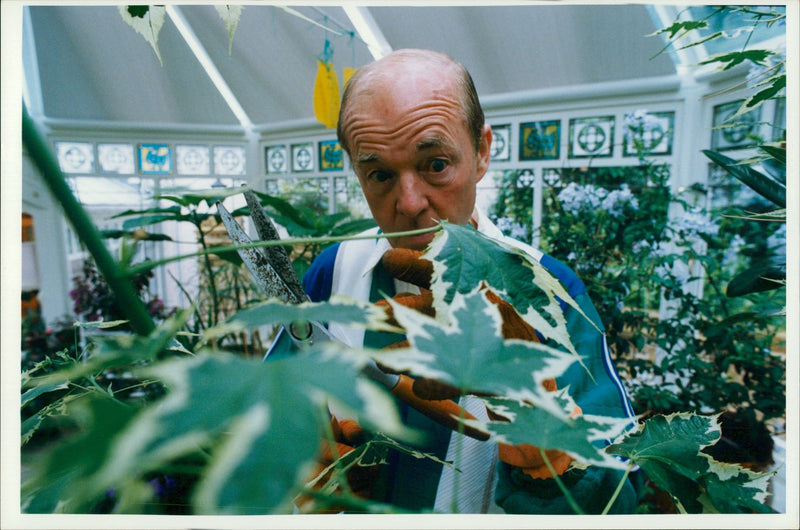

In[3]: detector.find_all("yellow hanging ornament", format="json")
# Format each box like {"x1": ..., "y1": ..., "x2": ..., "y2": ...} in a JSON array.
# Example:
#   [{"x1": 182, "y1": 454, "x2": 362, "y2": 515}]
[
  {"x1": 343, "y1": 67, "x2": 357, "y2": 88},
  {"x1": 314, "y1": 60, "x2": 340, "y2": 129}
]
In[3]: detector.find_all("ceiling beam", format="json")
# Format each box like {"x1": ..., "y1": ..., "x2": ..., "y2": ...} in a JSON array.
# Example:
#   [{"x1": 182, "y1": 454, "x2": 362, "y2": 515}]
[
  {"x1": 166, "y1": 5, "x2": 253, "y2": 130},
  {"x1": 343, "y1": 6, "x2": 392, "y2": 60}
]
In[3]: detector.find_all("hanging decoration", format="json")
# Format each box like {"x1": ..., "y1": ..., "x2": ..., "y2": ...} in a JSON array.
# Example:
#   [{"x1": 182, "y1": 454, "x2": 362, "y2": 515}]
[{"x1": 313, "y1": 39, "x2": 341, "y2": 129}]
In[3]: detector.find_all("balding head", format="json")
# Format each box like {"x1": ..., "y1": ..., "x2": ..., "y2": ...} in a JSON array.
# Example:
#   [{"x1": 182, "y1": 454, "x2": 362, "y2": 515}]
[{"x1": 337, "y1": 49, "x2": 484, "y2": 156}]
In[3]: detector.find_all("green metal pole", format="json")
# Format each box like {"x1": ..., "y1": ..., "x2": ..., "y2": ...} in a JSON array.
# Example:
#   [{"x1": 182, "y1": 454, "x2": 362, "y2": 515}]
[{"x1": 22, "y1": 105, "x2": 156, "y2": 337}]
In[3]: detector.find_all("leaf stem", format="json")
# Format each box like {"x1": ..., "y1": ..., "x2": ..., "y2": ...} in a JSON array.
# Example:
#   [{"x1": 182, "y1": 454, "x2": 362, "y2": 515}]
[
  {"x1": 123, "y1": 225, "x2": 443, "y2": 276},
  {"x1": 540, "y1": 447, "x2": 585, "y2": 515},
  {"x1": 601, "y1": 461, "x2": 634, "y2": 515},
  {"x1": 22, "y1": 106, "x2": 156, "y2": 337}
]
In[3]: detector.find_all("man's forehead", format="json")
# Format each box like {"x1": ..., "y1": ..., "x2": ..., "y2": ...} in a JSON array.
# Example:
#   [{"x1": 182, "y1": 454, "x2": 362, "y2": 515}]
[{"x1": 353, "y1": 134, "x2": 457, "y2": 165}]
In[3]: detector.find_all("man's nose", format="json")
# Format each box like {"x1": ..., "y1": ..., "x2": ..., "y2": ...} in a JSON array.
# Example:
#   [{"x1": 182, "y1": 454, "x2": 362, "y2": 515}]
[{"x1": 395, "y1": 172, "x2": 428, "y2": 218}]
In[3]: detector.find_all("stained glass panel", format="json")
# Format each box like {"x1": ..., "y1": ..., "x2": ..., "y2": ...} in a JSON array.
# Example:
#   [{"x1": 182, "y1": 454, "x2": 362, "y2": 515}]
[
  {"x1": 176, "y1": 145, "x2": 210, "y2": 175},
  {"x1": 56, "y1": 141, "x2": 94, "y2": 173}
]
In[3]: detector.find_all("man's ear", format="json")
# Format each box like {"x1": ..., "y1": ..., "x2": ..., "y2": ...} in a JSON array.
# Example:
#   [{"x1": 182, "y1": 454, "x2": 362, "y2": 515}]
[{"x1": 475, "y1": 124, "x2": 492, "y2": 183}]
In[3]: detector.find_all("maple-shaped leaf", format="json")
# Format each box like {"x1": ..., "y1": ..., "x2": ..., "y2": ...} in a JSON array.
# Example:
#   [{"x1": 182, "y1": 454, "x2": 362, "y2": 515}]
[
  {"x1": 378, "y1": 289, "x2": 577, "y2": 416},
  {"x1": 126, "y1": 350, "x2": 411, "y2": 514},
  {"x1": 426, "y1": 222, "x2": 596, "y2": 363},
  {"x1": 24, "y1": 348, "x2": 409, "y2": 514},
  {"x1": 214, "y1": 5, "x2": 243, "y2": 55},
  {"x1": 118, "y1": 5, "x2": 166, "y2": 65},
  {"x1": 24, "y1": 309, "x2": 192, "y2": 389},
  {"x1": 483, "y1": 395, "x2": 631, "y2": 468},
  {"x1": 606, "y1": 413, "x2": 773, "y2": 513},
  {"x1": 214, "y1": 295, "x2": 397, "y2": 340}
]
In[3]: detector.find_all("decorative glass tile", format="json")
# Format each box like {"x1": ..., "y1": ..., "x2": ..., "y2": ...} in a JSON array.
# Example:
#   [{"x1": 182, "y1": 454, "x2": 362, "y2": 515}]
[
  {"x1": 543, "y1": 168, "x2": 562, "y2": 188},
  {"x1": 520, "y1": 121, "x2": 560, "y2": 160},
  {"x1": 175, "y1": 145, "x2": 210, "y2": 175},
  {"x1": 56, "y1": 142, "x2": 94, "y2": 173},
  {"x1": 214, "y1": 145, "x2": 246, "y2": 175},
  {"x1": 568, "y1": 116, "x2": 614, "y2": 158},
  {"x1": 292, "y1": 143, "x2": 315, "y2": 172},
  {"x1": 490, "y1": 124, "x2": 511, "y2": 161},
  {"x1": 265, "y1": 145, "x2": 288, "y2": 174},
  {"x1": 334, "y1": 176, "x2": 347, "y2": 193},
  {"x1": 516, "y1": 169, "x2": 535, "y2": 188},
  {"x1": 711, "y1": 100, "x2": 760, "y2": 150},
  {"x1": 623, "y1": 111, "x2": 674, "y2": 157},
  {"x1": 97, "y1": 143, "x2": 135, "y2": 174},
  {"x1": 265, "y1": 178, "x2": 279, "y2": 195},
  {"x1": 319, "y1": 139, "x2": 344, "y2": 171},
  {"x1": 139, "y1": 144, "x2": 171, "y2": 174}
]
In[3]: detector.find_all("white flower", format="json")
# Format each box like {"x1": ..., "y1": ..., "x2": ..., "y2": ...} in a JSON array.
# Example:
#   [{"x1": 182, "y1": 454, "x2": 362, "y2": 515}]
[
  {"x1": 510, "y1": 222, "x2": 528, "y2": 241},
  {"x1": 557, "y1": 182, "x2": 608, "y2": 214},
  {"x1": 496, "y1": 216, "x2": 513, "y2": 233},
  {"x1": 670, "y1": 211, "x2": 719, "y2": 238},
  {"x1": 601, "y1": 184, "x2": 639, "y2": 217}
]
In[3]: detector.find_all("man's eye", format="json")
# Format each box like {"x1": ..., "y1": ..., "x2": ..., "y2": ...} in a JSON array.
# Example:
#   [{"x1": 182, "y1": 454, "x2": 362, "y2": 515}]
[
  {"x1": 429, "y1": 159, "x2": 448, "y2": 172},
  {"x1": 369, "y1": 170, "x2": 392, "y2": 183}
]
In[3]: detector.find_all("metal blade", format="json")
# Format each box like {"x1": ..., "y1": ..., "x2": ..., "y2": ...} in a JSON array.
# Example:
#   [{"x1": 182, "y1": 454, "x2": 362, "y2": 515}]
[
  {"x1": 243, "y1": 190, "x2": 307, "y2": 303},
  {"x1": 216, "y1": 201, "x2": 297, "y2": 303}
]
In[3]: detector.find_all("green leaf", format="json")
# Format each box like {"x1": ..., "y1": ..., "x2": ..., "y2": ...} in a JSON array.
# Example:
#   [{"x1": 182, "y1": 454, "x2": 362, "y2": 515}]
[
  {"x1": 484, "y1": 395, "x2": 631, "y2": 468},
  {"x1": 731, "y1": 74, "x2": 785, "y2": 119},
  {"x1": 119, "y1": 350, "x2": 406, "y2": 514},
  {"x1": 22, "y1": 394, "x2": 140, "y2": 512},
  {"x1": 126, "y1": 6, "x2": 149, "y2": 18},
  {"x1": 178, "y1": 187, "x2": 249, "y2": 207},
  {"x1": 606, "y1": 413, "x2": 773, "y2": 513},
  {"x1": 111, "y1": 205, "x2": 183, "y2": 219},
  {"x1": 26, "y1": 310, "x2": 192, "y2": 389},
  {"x1": 100, "y1": 229, "x2": 173, "y2": 242},
  {"x1": 427, "y1": 222, "x2": 598, "y2": 364},
  {"x1": 698, "y1": 49, "x2": 775, "y2": 70},
  {"x1": 649, "y1": 19, "x2": 708, "y2": 39},
  {"x1": 700, "y1": 460, "x2": 773, "y2": 513},
  {"x1": 726, "y1": 260, "x2": 785, "y2": 297},
  {"x1": 214, "y1": 5, "x2": 243, "y2": 55},
  {"x1": 702, "y1": 150, "x2": 786, "y2": 207},
  {"x1": 118, "y1": 5, "x2": 166, "y2": 66},
  {"x1": 251, "y1": 191, "x2": 315, "y2": 229},
  {"x1": 380, "y1": 289, "x2": 577, "y2": 415},
  {"x1": 759, "y1": 144, "x2": 786, "y2": 166},
  {"x1": 21, "y1": 382, "x2": 69, "y2": 408},
  {"x1": 227, "y1": 297, "x2": 393, "y2": 330}
]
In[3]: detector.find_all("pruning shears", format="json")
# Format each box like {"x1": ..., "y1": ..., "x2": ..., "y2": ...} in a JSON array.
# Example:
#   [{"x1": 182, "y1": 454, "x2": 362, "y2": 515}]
[{"x1": 216, "y1": 190, "x2": 488, "y2": 441}]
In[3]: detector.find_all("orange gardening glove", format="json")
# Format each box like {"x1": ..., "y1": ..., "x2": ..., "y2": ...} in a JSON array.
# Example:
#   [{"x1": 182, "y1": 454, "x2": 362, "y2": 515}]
[
  {"x1": 379, "y1": 248, "x2": 540, "y2": 399},
  {"x1": 380, "y1": 248, "x2": 581, "y2": 480},
  {"x1": 296, "y1": 416, "x2": 378, "y2": 513}
]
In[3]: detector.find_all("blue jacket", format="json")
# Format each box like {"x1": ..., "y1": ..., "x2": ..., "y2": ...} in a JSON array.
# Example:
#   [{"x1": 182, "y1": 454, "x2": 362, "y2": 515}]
[{"x1": 303, "y1": 214, "x2": 638, "y2": 513}]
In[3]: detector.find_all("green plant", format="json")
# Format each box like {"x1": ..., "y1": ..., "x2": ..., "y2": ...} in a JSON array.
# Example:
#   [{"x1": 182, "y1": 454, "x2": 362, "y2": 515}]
[
  {"x1": 20, "y1": 223, "x2": 775, "y2": 514},
  {"x1": 107, "y1": 188, "x2": 374, "y2": 353}
]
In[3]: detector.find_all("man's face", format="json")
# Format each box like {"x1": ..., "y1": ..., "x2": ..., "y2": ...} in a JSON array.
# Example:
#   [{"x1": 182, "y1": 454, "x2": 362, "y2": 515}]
[{"x1": 341, "y1": 63, "x2": 491, "y2": 250}]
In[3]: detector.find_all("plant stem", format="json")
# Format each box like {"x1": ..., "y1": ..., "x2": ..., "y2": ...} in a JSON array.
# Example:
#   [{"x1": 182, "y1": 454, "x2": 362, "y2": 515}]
[
  {"x1": 194, "y1": 214, "x2": 220, "y2": 326},
  {"x1": 601, "y1": 461, "x2": 633, "y2": 515},
  {"x1": 22, "y1": 106, "x2": 156, "y2": 337},
  {"x1": 123, "y1": 225, "x2": 443, "y2": 277},
  {"x1": 539, "y1": 447, "x2": 585, "y2": 515}
]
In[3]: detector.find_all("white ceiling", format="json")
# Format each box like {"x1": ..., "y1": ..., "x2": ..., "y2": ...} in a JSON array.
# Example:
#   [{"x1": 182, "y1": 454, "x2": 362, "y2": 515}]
[{"x1": 24, "y1": 4, "x2": 677, "y2": 129}]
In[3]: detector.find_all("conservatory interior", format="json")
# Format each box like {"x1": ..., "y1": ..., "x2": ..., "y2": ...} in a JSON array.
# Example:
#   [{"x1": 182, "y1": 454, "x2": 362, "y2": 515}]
[{"x1": 8, "y1": 2, "x2": 793, "y2": 521}]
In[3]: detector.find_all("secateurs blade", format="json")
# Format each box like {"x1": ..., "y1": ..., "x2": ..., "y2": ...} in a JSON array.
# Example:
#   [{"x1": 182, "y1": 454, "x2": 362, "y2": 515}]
[{"x1": 216, "y1": 190, "x2": 489, "y2": 441}]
